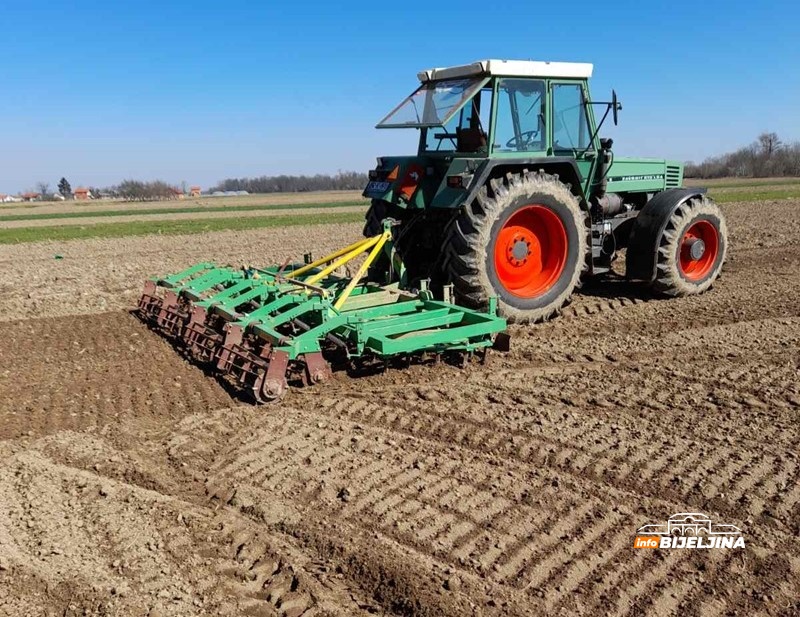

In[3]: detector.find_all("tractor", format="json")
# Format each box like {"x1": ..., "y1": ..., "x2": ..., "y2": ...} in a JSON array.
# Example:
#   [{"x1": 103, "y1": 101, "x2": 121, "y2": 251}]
[
  {"x1": 136, "y1": 59, "x2": 728, "y2": 403},
  {"x1": 363, "y1": 59, "x2": 728, "y2": 323}
]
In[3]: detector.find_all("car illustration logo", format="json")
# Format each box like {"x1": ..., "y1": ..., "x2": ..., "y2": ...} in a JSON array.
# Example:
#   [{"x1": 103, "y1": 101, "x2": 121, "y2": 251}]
[{"x1": 634, "y1": 512, "x2": 745, "y2": 549}]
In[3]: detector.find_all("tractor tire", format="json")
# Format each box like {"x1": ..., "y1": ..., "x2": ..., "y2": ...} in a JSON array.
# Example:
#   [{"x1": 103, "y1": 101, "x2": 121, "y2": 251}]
[
  {"x1": 651, "y1": 196, "x2": 727, "y2": 296},
  {"x1": 364, "y1": 199, "x2": 455, "y2": 288},
  {"x1": 363, "y1": 199, "x2": 390, "y2": 237},
  {"x1": 444, "y1": 170, "x2": 588, "y2": 324}
]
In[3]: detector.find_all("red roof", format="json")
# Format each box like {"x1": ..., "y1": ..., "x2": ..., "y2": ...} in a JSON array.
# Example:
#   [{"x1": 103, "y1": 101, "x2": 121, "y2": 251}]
[
  {"x1": 74, "y1": 187, "x2": 89, "y2": 193},
  {"x1": 21, "y1": 192, "x2": 40, "y2": 199}
]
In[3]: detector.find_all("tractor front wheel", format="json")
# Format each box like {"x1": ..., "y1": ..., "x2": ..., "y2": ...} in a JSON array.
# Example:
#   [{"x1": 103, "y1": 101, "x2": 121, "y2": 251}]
[
  {"x1": 444, "y1": 171, "x2": 588, "y2": 323},
  {"x1": 652, "y1": 196, "x2": 728, "y2": 296}
]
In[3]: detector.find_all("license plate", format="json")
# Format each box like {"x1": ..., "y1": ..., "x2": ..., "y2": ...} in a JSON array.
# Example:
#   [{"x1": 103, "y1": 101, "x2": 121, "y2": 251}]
[{"x1": 364, "y1": 180, "x2": 391, "y2": 195}]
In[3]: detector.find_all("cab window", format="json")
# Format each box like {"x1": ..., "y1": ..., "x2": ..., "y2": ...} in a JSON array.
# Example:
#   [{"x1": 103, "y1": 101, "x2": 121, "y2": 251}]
[
  {"x1": 422, "y1": 87, "x2": 492, "y2": 153},
  {"x1": 552, "y1": 83, "x2": 593, "y2": 151},
  {"x1": 492, "y1": 78, "x2": 545, "y2": 153}
]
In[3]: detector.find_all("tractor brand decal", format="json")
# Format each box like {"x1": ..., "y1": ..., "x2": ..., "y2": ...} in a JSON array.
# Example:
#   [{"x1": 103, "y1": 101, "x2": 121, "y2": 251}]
[
  {"x1": 633, "y1": 513, "x2": 745, "y2": 549},
  {"x1": 610, "y1": 174, "x2": 665, "y2": 182}
]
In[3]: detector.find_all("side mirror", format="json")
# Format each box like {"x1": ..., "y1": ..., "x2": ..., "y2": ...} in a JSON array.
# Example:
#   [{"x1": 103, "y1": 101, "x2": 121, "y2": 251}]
[{"x1": 612, "y1": 89, "x2": 621, "y2": 125}]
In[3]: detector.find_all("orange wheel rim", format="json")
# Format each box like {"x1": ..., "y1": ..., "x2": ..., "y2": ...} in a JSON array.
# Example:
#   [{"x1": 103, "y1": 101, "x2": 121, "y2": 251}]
[
  {"x1": 679, "y1": 220, "x2": 719, "y2": 281},
  {"x1": 493, "y1": 205, "x2": 568, "y2": 298}
]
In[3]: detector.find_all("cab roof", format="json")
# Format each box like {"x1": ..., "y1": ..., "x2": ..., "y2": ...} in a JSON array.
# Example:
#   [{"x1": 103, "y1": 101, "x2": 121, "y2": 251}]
[{"x1": 417, "y1": 59, "x2": 593, "y2": 82}]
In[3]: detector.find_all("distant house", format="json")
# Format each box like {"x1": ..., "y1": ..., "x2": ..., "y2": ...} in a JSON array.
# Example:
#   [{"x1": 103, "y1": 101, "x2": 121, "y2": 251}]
[
  {"x1": 21, "y1": 192, "x2": 40, "y2": 202},
  {"x1": 189, "y1": 185, "x2": 202, "y2": 197},
  {"x1": 74, "y1": 187, "x2": 91, "y2": 201},
  {"x1": 1, "y1": 194, "x2": 21, "y2": 203},
  {"x1": 170, "y1": 187, "x2": 185, "y2": 200}
]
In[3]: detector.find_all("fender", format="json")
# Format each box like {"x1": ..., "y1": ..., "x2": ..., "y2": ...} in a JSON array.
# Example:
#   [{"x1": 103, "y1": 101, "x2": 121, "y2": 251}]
[
  {"x1": 461, "y1": 157, "x2": 588, "y2": 209},
  {"x1": 626, "y1": 187, "x2": 707, "y2": 281}
]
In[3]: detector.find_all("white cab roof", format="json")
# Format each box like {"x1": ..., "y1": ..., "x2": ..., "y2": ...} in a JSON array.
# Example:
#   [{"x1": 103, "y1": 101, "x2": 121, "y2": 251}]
[{"x1": 417, "y1": 59, "x2": 593, "y2": 82}]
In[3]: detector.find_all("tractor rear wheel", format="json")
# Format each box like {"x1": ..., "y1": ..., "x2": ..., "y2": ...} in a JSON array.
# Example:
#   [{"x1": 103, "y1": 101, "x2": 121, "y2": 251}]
[
  {"x1": 364, "y1": 199, "x2": 454, "y2": 288},
  {"x1": 363, "y1": 199, "x2": 401, "y2": 281},
  {"x1": 652, "y1": 196, "x2": 727, "y2": 296},
  {"x1": 444, "y1": 171, "x2": 587, "y2": 324},
  {"x1": 363, "y1": 199, "x2": 395, "y2": 237}
]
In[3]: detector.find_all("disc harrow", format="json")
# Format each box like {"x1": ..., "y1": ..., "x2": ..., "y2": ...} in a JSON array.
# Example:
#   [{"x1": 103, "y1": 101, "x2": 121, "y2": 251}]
[{"x1": 136, "y1": 221, "x2": 508, "y2": 403}]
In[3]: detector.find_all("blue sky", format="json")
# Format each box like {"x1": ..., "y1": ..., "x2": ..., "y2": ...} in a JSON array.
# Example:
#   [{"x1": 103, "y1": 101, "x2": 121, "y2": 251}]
[{"x1": 1, "y1": 0, "x2": 798, "y2": 192}]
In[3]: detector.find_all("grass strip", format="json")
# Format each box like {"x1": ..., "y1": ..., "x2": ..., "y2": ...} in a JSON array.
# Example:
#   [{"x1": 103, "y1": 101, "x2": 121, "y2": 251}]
[
  {"x1": 694, "y1": 178, "x2": 800, "y2": 189},
  {"x1": 0, "y1": 200, "x2": 366, "y2": 222},
  {"x1": 0, "y1": 212, "x2": 365, "y2": 245},
  {"x1": 710, "y1": 189, "x2": 800, "y2": 203}
]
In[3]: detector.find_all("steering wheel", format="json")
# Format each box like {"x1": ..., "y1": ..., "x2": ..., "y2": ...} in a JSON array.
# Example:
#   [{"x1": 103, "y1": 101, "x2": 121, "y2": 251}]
[{"x1": 506, "y1": 130, "x2": 539, "y2": 149}]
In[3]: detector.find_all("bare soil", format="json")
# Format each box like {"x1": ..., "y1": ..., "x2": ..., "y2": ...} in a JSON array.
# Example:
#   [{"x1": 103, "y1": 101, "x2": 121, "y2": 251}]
[
  {"x1": 0, "y1": 222, "x2": 362, "y2": 321},
  {"x1": 0, "y1": 199, "x2": 798, "y2": 616}
]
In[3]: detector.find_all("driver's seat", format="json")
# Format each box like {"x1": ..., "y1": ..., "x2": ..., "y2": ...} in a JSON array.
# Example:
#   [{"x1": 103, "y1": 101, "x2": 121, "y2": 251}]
[{"x1": 456, "y1": 127, "x2": 487, "y2": 153}]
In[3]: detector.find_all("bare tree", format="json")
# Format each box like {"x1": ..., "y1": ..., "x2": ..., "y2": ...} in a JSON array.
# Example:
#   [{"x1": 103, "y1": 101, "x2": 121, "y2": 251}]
[
  {"x1": 686, "y1": 133, "x2": 800, "y2": 178},
  {"x1": 114, "y1": 179, "x2": 179, "y2": 201},
  {"x1": 757, "y1": 132, "x2": 782, "y2": 157},
  {"x1": 35, "y1": 181, "x2": 51, "y2": 198}
]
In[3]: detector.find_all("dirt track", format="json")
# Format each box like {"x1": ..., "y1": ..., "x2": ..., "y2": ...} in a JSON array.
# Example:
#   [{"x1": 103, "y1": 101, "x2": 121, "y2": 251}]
[{"x1": 0, "y1": 199, "x2": 799, "y2": 616}]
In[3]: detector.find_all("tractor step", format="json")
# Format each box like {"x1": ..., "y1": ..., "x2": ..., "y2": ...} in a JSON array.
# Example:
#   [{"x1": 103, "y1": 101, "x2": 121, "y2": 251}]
[{"x1": 135, "y1": 222, "x2": 508, "y2": 403}]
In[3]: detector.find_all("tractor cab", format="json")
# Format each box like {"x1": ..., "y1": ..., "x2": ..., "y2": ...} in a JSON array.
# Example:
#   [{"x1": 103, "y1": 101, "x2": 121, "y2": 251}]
[
  {"x1": 376, "y1": 60, "x2": 597, "y2": 159},
  {"x1": 367, "y1": 60, "x2": 604, "y2": 209}
]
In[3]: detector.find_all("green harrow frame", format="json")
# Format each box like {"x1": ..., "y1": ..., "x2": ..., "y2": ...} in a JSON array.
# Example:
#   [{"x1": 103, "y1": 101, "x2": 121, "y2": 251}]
[{"x1": 136, "y1": 221, "x2": 508, "y2": 402}]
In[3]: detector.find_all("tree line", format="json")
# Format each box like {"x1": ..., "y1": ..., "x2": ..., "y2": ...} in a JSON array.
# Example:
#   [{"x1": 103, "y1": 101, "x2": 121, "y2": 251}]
[
  {"x1": 685, "y1": 132, "x2": 800, "y2": 178},
  {"x1": 113, "y1": 180, "x2": 179, "y2": 200},
  {"x1": 26, "y1": 178, "x2": 179, "y2": 201},
  {"x1": 25, "y1": 171, "x2": 368, "y2": 201},
  {"x1": 209, "y1": 171, "x2": 368, "y2": 194}
]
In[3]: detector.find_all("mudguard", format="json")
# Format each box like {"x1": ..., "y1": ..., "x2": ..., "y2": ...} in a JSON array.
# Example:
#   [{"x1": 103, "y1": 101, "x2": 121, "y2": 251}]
[
  {"x1": 461, "y1": 157, "x2": 588, "y2": 209},
  {"x1": 626, "y1": 188, "x2": 707, "y2": 281}
]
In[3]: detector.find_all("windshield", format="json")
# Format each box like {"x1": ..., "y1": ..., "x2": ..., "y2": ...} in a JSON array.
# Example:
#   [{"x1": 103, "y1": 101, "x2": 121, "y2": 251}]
[{"x1": 377, "y1": 77, "x2": 489, "y2": 128}]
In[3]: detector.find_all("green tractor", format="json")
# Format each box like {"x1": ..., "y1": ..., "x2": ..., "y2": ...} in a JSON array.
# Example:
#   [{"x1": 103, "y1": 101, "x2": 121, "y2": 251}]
[{"x1": 364, "y1": 59, "x2": 728, "y2": 323}]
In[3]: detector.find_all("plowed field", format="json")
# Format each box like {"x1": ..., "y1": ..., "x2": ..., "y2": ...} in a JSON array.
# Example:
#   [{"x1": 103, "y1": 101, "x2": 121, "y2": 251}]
[{"x1": 0, "y1": 199, "x2": 798, "y2": 616}]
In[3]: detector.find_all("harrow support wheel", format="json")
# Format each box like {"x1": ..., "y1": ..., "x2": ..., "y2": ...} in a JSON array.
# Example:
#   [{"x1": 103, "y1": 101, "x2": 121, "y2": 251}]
[
  {"x1": 303, "y1": 352, "x2": 332, "y2": 386},
  {"x1": 254, "y1": 351, "x2": 289, "y2": 403},
  {"x1": 444, "y1": 170, "x2": 587, "y2": 324},
  {"x1": 652, "y1": 196, "x2": 728, "y2": 296}
]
